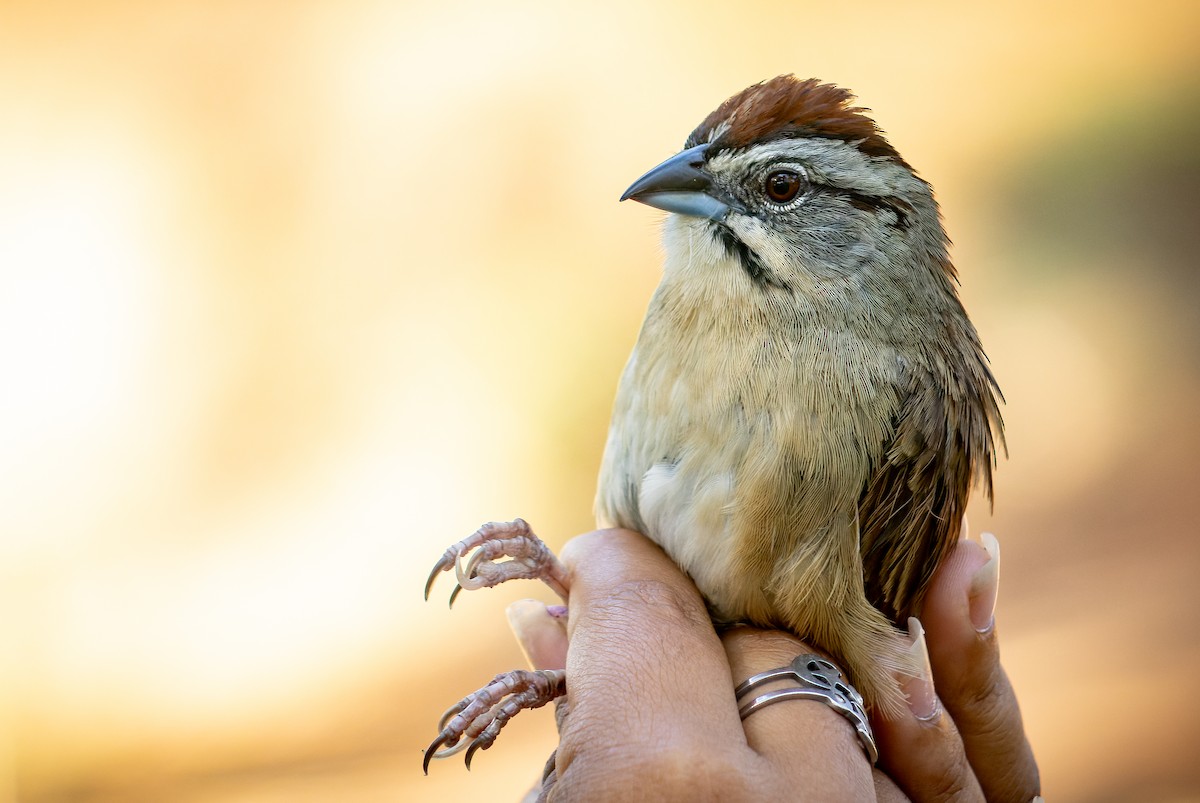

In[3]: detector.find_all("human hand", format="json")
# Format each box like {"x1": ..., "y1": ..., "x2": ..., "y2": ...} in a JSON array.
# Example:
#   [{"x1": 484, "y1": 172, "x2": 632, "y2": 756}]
[{"x1": 508, "y1": 527, "x2": 1039, "y2": 802}]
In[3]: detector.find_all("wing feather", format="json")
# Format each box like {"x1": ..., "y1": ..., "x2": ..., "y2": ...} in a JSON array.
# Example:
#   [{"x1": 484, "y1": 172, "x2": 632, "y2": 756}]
[{"x1": 858, "y1": 355, "x2": 1003, "y2": 624}]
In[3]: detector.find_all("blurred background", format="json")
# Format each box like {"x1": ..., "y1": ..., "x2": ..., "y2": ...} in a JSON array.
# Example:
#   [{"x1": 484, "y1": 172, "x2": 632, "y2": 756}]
[{"x1": 2, "y1": 1, "x2": 1198, "y2": 800}]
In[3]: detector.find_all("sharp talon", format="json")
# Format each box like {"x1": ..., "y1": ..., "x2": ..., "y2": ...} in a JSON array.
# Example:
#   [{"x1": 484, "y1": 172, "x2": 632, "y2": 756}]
[
  {"x1": 464, "y1": 738, "x2": 486, "y2": 770},
  {"x1": 424, "y1": 556, "x2": 451, "y2": 601},
  {"x1": 423, "y1": 733, "x2": 449, "y2": 775},
  {"x1": 448, "y1": 584, "x2": 463, "y2": 609},
  {"x1": 426, "y1": 519, "x2": 568, "y2": 611},
  {"x1": 464, "y1": 548, "x2": 486, "y2": 579},
  {"x1": 438, "y1": 700, "x2": 467, "y2": 731},
  {"x1": 454, "y1": 552, "x2": 476, "y2": 589},
  {"x1": 423, "y1": 667, "x2": 567, "y2": 774},
  {"x1": 424, "y1": 729, "x2": 472, "y2": 774}
]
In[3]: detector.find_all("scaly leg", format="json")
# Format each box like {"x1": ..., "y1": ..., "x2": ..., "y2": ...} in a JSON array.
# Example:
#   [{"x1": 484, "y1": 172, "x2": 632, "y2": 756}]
[
  {"x1": 424, "y1": 518, "x2": 570, "y2": 606},
  {"x1": 424, "y1": 519, "x2": 571, "y2": 772},
  {"x1": 423, "y1": 668, "x2": 567, "y2": 773}
]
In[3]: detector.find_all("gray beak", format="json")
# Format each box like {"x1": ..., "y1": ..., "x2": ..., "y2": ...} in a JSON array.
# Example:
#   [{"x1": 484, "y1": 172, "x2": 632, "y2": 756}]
[{"x1": 620, "y1": 143, "x2": 744, "y2": 221}]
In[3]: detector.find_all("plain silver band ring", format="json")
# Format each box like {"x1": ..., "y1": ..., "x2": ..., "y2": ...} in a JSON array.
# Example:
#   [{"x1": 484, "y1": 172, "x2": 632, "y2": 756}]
[{"x1": 734, "y1": 653, "x2": 878, "y2": 765}]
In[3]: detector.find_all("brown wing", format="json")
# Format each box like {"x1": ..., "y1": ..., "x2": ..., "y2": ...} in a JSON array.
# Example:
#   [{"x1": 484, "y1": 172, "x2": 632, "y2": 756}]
[{"x1": 858, "y1": 358, "x2": 1004, "y2": 625}]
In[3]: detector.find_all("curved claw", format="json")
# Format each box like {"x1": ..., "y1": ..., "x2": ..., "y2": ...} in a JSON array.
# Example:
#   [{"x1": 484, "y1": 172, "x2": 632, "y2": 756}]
[
  {"x1": 423, "y1": 732, "x2": 463, "y2": 775},
  {"x1": 424, "y1": 555, "x2": 453, "y2": 601},
  {"x1": 438, "y1": 699, "x2": 467, "y2": 731},
  {"x1": 464, "y1": 737, "x2": 488, "y2": 770},
  {"x1": 464, "y1": 547, "x2": 487, "y2": 578},
  {"x1": 422, "y1": 741, "x2": 436, "y2": 775},
  {"x1": 455, "y1": 548, "x2": 486, "y2": 591},
  {"x1": 448, "y1": 583, "x2": 464, "y2": 609},
  {"x1": 424, "y1": 668, "x2": 567, "y2": 775}
]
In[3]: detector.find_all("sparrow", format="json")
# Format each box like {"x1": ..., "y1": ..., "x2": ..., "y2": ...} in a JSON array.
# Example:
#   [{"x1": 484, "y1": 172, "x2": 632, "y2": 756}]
[{"x1": 424, "y1": 74, "x2": 1003, "y2": 769}]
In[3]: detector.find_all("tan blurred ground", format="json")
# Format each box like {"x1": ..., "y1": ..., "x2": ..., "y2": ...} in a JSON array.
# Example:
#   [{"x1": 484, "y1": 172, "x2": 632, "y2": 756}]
[{"x1": 1, "y1": 2, "x2": 1198, "y2": 801}]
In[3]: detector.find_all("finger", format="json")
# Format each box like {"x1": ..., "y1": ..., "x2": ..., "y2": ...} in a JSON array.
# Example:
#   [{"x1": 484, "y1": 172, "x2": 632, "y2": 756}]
[
  {"x1": 553, "y1": 530, "x2": 746, "y2": 769},
  {"x1": 872, "y1": 617, "x2": 984, "y2": 802},
  {"x1": 507, "y1": 599, "x2": 569, "y2": 670},
  {"x1": 723, "y1": 628, "x2": 876, "y2": 800},
  {"x1": 505, "y1": 597, "x2": 571, "y2": 792},
  {"x1": 921, "y1": 535, "x2": 1041, "y2": 803}
]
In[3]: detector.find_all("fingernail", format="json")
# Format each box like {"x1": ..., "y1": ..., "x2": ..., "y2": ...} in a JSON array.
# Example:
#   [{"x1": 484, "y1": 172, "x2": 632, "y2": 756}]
[
  {"x1": 902, "y1": 617, "x2": 940, "y2": 721},
  {"x1": 969, "y1": 532, "x2": 1000, "y2": 633},
  {"x1": 506, "y1": 599, "x2": 568, "y2": 670}
]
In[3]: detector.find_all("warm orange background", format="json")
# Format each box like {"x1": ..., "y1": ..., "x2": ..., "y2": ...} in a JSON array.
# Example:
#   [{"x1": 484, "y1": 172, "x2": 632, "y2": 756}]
[{"x1": 2, "y1": 2, "x2": 1198, "y2": 801}]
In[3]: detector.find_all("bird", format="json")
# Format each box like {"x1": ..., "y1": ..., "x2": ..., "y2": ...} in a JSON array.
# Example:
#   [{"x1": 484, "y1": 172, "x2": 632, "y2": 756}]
[{"x1": 424, "y1": 74, "x2": 1003, "y2": 769}]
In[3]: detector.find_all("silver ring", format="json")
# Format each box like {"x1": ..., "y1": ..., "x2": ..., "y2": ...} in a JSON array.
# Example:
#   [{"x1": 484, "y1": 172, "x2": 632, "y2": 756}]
[{"x1": 735, "y1": 654, "x2": 878, "y2": 765}]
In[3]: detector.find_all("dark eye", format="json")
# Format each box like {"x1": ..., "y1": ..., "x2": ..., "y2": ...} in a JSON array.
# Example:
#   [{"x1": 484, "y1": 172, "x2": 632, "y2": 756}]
[{"x1": 765, "y1": 170, "x2": 802, "y2": 203}]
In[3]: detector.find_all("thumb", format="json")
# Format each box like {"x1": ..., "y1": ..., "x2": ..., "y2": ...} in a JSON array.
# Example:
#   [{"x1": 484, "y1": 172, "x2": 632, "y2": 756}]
[{"x1": 507, "y1": 599, "x2": 569, "y2": 670}]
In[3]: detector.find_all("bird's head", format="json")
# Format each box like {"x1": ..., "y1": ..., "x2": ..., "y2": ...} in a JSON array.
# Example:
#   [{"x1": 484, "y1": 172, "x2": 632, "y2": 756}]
[{"x1": 622, "y1": 76, "x2": 952, "y2": 294}]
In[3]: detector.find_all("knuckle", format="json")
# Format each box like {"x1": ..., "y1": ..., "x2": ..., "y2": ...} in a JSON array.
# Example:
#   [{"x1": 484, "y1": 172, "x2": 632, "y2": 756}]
[
  {"x1": 930, "y1": 777, "x2": 977, "y2": 803},
  {"x1": 553, "y1": 744, "x2": 754, "y2": 802},
  {"x1": 594, "y1": 576, "x2": 710, "y2": 631},
  {"x1": 959, "y1": 659, "x2": 1014, "y2": 729},
  {"x1": 939, "y1": 637, "x2": 1010, "y2": 725}
]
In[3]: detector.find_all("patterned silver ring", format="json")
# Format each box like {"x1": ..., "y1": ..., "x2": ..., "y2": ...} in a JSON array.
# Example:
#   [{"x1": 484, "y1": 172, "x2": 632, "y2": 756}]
[{"x1": 734, "y1": 654, "x2": 878, "y2": 765}]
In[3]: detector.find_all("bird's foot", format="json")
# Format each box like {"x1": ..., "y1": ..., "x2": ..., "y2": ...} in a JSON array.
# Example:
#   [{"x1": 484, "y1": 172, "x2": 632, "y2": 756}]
[
  {"x1": 423, "y1": 668, "x2": 567, "y2": 773},
  {"x1": 424, "y1": 518, "x2": 569, "y2": 606}
]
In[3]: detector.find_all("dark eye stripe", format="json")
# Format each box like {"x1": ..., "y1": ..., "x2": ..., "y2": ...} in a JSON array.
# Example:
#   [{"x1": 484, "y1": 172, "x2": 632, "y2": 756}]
[{"x1": 821, "y1": 187, "x2": 913, "y2": 230}]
